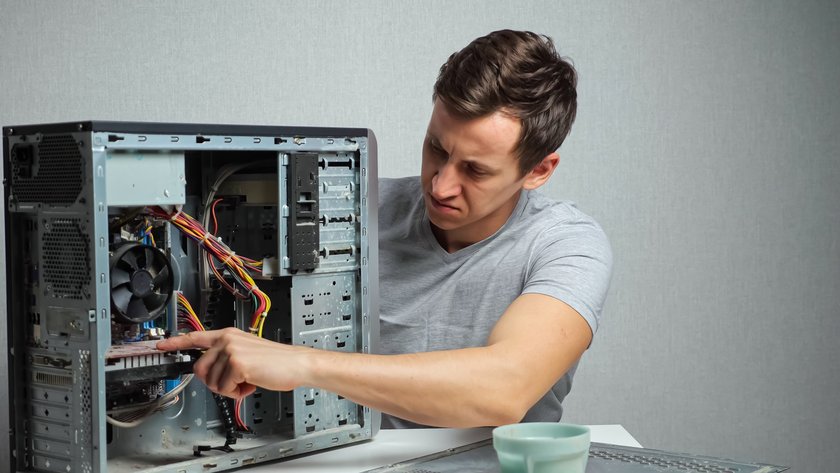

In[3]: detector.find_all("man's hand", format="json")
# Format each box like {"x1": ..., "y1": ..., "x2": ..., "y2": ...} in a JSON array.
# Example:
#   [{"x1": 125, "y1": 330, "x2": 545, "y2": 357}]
[
  {"x1": 156, "y1": 328, "x2": 312, "y2": 399},
  {"x1": 156, "y1": 293, "x2": 591, "y2": 427}
]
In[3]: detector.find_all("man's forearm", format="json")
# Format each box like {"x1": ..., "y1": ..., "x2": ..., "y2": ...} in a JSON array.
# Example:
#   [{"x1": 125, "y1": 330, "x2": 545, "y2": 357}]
[
  {"x1": 296, "y1": 295, "x2": 593, "y2": 427},
  {"x1": 301, "y1": 345, "x2": 532, "y2": 427}
]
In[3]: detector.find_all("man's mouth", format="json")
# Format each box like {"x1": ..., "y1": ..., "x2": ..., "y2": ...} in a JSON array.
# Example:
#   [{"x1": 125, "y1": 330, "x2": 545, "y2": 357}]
[{"x1": 429, "y1": 195, "x2": 458, "y2": 212}]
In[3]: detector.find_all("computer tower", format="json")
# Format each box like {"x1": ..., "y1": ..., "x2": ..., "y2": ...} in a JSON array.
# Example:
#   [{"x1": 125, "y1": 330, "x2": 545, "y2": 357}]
[{"x1": 1, "y1": 121, "x2": 380, "y2": 472}]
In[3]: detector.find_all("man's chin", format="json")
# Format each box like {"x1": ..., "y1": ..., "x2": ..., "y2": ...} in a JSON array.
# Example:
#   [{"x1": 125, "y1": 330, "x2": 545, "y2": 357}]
[{"x1": 426, "y1": 209, "x2": 458, "y2": 230}]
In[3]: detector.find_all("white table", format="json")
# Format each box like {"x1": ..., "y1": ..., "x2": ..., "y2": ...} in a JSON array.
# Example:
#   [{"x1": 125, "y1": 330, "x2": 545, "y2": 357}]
[{"x1": 247, "y1": 425, "x2": 642, "y2": 472}]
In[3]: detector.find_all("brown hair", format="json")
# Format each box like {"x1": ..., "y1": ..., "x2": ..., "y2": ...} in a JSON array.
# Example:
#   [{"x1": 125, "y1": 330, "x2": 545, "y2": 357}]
[{"x1": 433, "y1": 30, "x2": 578, "y2": 175}]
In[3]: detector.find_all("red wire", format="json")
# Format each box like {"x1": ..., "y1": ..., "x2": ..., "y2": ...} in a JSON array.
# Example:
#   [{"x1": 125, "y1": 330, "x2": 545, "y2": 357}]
[
  {"x1": 206, "y1": 252, "x2": 240, "y2": 297},
  {"x1": 234, "y1": 398, "x2": 247, "y2": 430},
  {"x1": 210, "y1": 198, "x2": 223, "y2": 234}
]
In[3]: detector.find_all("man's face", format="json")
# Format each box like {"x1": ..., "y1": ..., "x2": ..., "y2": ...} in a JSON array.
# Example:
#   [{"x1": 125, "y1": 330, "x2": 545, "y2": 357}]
[{"x1": 420, "y1": 100, "x2": 530, "y2": 250}]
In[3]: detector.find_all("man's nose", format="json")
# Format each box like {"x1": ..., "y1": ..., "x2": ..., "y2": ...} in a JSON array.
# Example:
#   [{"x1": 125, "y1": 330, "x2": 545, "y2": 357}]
[{"x1": 431, "y1": 162, "x2": 461, "y2": 199}]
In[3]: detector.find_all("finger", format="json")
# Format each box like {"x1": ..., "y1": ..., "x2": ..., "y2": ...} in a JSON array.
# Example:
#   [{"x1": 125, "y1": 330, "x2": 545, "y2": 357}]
[
  {"x1": 156, "y1": 330, "x2": 219, "y2": 351},
  {"x1": 205, "y1": 351, "x2": 229, "y2": 393},
  {"x1": 191, "y1": 346, "x2": 221, "y2": 384},
  {"x1": 218, "y1": 362, "x2": 247, "y2": 399}
]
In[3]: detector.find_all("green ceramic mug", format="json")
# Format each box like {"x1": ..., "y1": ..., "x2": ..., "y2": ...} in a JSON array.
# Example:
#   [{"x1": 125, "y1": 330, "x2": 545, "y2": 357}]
[{"x1": 492, "y1": 423, "x2": 591, "y2": 473}]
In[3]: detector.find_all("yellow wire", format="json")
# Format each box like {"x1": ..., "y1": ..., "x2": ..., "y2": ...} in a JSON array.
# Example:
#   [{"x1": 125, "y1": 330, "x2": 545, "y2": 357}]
[
  {"x1": 177, "y1": 293, "x2": 204, "y2": 331},
  {"x1": 257, "y1": 295, "x2": 272, "y2": 337}
]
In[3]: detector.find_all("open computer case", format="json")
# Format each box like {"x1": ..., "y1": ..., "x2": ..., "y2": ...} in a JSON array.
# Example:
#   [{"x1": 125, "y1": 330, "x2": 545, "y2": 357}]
[{"x1": 1, "y1": 121, "x2": 380, "y2": 472}]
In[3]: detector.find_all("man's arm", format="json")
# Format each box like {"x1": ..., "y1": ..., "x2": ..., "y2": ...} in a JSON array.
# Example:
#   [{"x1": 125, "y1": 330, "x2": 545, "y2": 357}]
[{"x1": 157, "y1": 293, "x2": 591, "y2": 428}]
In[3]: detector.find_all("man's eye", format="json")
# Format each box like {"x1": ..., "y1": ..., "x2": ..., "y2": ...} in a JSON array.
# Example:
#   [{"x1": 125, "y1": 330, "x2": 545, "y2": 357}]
[{"x1": 467, "y1": 165, "x2": 487, "y2": 177}]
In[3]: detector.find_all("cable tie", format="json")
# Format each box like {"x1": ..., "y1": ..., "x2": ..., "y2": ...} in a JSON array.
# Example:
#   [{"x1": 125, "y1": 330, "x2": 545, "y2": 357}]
[
  {"x1": 220, "y1": 252, "x2": 237, "y2": 267},
  {"x1": 169, "y1": 207, "x2": 184, "y2": 222},
  {"x1": 198, "y1": 231, "x2": 214, "y2": 246}
]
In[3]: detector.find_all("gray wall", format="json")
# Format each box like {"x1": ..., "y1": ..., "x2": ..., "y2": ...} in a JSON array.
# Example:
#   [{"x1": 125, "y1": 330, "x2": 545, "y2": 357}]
[{"x1": 1, "y1": 1, "x2": 838, "y2": 472}]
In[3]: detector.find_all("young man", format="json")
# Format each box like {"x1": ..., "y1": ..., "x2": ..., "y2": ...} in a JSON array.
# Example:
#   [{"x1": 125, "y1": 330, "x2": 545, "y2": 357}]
[{"x1": 158, "y1": 30, "x2": 612, "y2": 428}]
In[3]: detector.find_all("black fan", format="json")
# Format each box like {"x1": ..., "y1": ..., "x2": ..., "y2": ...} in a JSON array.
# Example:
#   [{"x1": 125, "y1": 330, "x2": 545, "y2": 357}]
[{"x1": 110, "y1": 243, "x2": 174, "y2": 324}]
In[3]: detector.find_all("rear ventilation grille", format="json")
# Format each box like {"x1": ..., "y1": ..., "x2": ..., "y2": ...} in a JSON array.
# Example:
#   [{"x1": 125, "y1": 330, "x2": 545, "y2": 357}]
[
  {"x1": 42, "y1": 218, "x2": 90, "y2": 300},
  {"x1": 11, "y1": 134, "x2": 85, "y2": 206},
  {"x1": 34, "y1": 372, "x2": 73, "y2": 387},
  {"x1": 79, "y1": 350, "x2": 93, "y2": 470}
]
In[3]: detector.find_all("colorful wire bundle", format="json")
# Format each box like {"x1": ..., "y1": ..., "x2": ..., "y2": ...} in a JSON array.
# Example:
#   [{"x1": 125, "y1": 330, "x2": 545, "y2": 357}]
[
  {"x1": 148, "y1": 205, "x2": 271, "y2": 336},
  {"x1": 177, "y1": 292, "x2": 205, "y2": 332},
  {"x1": 138, "y1": 217, "x2": 156, "y2": 247}
]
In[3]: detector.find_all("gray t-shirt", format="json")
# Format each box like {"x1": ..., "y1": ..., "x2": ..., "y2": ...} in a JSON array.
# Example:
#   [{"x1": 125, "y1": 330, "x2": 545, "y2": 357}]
[{"x1": 378, "y1": 176, "x2": 612, "y2": 428}]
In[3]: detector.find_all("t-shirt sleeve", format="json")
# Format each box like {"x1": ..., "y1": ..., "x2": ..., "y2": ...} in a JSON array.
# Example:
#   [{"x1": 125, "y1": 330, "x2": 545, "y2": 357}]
[{"x1": 521, "y1": 215, "x2": 613, "y2": 336}]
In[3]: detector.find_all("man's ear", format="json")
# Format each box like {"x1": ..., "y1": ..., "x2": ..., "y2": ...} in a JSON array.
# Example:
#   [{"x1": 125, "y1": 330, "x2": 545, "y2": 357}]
[{"x1": 523, "y1": 152, "x2": 560, "y2": 190}]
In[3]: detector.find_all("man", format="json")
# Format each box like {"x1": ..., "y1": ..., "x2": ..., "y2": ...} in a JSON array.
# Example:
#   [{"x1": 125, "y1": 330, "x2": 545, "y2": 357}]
[{"x1": 158, "y1": 29, "x2": 612, "y2": 428}]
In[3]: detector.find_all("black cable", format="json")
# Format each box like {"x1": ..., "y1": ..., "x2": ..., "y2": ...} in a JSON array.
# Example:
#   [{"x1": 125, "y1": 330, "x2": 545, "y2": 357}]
[
  {"x1": 193, "y1": 393, "x2": 240, "y2": 456},
  {"x1": 214, "y1": 393, "x2": 239, "y2": 446}
]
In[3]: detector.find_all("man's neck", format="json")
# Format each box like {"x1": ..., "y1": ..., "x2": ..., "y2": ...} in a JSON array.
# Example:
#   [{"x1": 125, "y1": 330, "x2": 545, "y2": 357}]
[{"x1": 430, "y1": 225, "x2": 474, "y2": 253}]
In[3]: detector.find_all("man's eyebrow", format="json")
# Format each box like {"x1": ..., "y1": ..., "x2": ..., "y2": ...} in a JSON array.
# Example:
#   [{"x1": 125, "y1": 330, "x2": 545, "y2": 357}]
[
  {"x1": 426, "y1": 134, "x2": 499, "y2": 173},
  {"x1": 426, "y1": 134, "x2": 442, "y2": 147},
  {"x1": 462, "y1": 158, "x2": 496, "y2": 173}
]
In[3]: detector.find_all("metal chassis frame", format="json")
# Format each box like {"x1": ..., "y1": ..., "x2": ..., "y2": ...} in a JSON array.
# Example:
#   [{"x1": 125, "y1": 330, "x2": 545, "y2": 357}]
[{"x1": 2, "y1": 122, "x2": 380, "y2": 473}]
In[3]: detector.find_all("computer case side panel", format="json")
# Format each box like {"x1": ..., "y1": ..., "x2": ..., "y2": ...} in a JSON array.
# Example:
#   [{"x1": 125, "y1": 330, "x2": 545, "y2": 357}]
[
  {"x1": 362, "y1": 129, "x2": 381, "y2": 437},
  {"x1": 2, "y1": 128, "x2": 14, "y2": 473}
]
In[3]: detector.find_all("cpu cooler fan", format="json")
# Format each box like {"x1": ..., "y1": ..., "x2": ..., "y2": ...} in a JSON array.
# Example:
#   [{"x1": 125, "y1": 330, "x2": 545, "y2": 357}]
[{"x1": 110, "y1": 243, "x2": 174, "y2": 324}]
